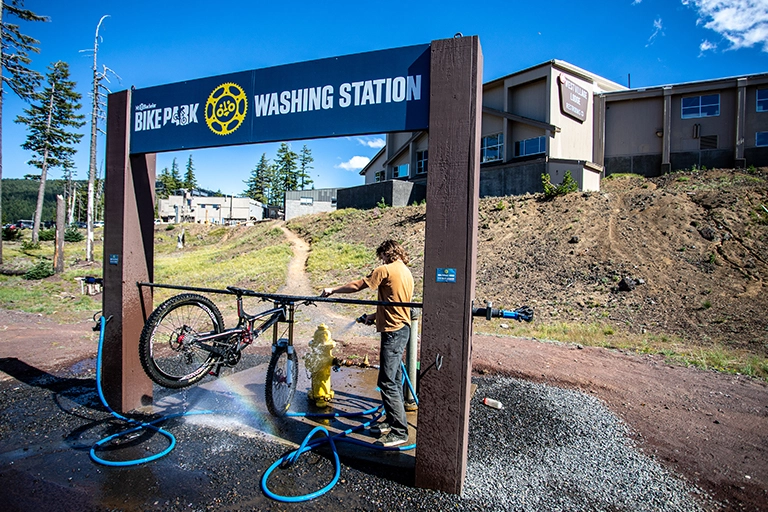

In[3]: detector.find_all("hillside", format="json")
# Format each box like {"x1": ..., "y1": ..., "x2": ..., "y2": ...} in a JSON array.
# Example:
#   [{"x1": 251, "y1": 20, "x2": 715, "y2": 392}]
[{"x1": 288, "y1": 167, "x2": 768, "y2": 377}]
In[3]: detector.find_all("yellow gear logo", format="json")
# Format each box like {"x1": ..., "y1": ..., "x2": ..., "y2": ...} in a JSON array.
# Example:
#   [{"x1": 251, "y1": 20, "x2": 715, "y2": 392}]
[{"x1": 205, "y1": 82, "x2": 248, "y2": 136}]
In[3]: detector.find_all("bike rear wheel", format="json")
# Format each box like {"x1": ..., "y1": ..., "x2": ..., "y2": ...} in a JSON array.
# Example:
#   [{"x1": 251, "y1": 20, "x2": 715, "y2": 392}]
[
  {"x1": 139, "y1": 293, "x2": 224, "y2": 388},
  {"x1": 265, "y1": 344, "x2": 298, "y2": 416}
]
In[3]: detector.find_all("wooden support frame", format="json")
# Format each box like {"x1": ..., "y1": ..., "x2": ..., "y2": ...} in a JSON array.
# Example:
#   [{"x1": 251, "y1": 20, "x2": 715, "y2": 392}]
[
  {"x1": 415, "y1": 36, "x2": 483, "y2": 494},
  {"x1": 103, "y1": 37, "x2": 482, "y2": 494},
  {"x1": 102, "y1": 89, "x2": 156, "y2": 412}
]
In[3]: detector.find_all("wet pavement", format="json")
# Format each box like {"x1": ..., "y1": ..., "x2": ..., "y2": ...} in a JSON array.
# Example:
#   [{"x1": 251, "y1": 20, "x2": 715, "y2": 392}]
[
  {"x1": 0, "y1": 355, "x2": 425, "y2": 511},
  {"x1": 0, "y1": 353, "x2": 710, "y2": 511}
]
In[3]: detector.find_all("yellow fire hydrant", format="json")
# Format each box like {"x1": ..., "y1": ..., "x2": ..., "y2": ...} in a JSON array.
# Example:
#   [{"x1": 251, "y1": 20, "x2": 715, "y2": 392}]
[{"x1": 304, "y1": 324, "x2": 336, "y2": 407}]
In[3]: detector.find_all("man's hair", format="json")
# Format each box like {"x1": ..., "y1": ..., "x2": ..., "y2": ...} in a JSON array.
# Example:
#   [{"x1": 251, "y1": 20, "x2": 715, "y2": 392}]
[{"x1": 376, "y1": 239, "x2": 409, "y2": 265}]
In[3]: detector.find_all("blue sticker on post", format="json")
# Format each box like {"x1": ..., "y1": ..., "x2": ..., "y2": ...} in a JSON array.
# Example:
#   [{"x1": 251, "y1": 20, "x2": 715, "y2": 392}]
[
  {"x1": 109, "y1": 254, "x2": 119, "y2": 265},
  {"x1": 436, "y1": 268, "x2": 457, "y2": 283}
]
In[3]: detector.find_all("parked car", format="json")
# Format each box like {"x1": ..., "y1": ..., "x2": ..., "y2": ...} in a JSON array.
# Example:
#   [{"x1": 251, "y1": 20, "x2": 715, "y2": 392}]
[
  {"x1": 75, "y1": 221, "x2": 87, "y2": 229},
  {"x1": 16, "y1": 220, "x2": 33, "y2": 229},
  {"x1": 93, "y1": 221, "x2": 104, "y2": 227}
]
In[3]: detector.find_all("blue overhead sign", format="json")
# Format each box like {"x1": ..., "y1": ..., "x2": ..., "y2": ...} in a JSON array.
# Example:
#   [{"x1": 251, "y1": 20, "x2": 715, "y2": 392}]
[{"x1": 129, "y1": 44, "x2": 430, "y2": 154}]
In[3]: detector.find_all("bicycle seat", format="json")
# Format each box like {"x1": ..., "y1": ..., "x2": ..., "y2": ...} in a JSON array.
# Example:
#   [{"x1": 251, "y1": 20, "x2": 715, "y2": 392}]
[{"x1": 227, "y1": 286, "x2": 251, "y2": 296}]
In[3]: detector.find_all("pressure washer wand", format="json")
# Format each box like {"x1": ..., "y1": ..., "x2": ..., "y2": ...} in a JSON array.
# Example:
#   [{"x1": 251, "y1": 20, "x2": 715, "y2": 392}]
[{"x1": 472, "y1": 301, "x2": 534, "y2": 322}]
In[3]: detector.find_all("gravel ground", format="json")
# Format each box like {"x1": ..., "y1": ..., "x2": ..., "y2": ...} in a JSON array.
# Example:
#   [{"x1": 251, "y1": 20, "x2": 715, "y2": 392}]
[
  {"x1": 464, "y1": 377, "x2": 710, "y2": 511},
  {"x1": 0, "y1": 355, "x2": 712, "y2": 512}
]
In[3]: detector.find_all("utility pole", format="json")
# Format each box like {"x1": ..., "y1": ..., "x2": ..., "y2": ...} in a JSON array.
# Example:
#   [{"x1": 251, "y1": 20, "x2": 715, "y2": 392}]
[{"x1": 86, "y1": 15, "x2": 110, "y2": 261}]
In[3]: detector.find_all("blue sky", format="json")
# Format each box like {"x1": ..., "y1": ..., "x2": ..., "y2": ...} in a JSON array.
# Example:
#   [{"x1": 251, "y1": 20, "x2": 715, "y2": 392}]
[{"x1": 2, "y1": 0, "x2": 767, "y2": 196}]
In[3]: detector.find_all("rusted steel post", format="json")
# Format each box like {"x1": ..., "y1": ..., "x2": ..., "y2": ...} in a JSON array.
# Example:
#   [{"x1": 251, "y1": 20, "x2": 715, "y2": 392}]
[
  {"x1": 102, "y1": 89, "x2": 155, "y2": 412},
  {"x1": 415, "y1": 35, "x2": 483, "y2": 494}
]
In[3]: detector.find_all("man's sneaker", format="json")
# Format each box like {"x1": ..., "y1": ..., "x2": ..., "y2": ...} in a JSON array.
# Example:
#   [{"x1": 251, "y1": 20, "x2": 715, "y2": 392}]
[
  {"x1": 374, "y1": 432, "x2": 409, "y2": 447},
  {"x1": 370, "y1": 422, "x2": 391, "y2": 436}
]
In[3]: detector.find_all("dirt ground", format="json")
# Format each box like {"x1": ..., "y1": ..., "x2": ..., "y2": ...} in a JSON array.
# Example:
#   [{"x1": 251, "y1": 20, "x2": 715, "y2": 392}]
[{"x1": 2, "y1": 306, "x2": 767, "y2": 510}]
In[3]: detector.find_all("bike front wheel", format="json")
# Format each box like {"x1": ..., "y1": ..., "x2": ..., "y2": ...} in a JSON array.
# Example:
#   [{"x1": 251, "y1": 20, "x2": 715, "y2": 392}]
[
  {"x1": 139, "y1": 293, "x2": 224, "y2": 389},
  {"x1": 265, "y1": 345, "x2": 298, "y2": 416}
]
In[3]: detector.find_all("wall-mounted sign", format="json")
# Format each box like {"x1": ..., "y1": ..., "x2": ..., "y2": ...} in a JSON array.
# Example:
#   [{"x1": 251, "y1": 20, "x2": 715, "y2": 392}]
[
  {"x1": 129, "y1": 44, "x2": 431, "y2": 154},
  {"x1": 557, "y1": 74, "x2": 589, "y2": 123},
  {"x1": 436, "y1": 268, "x2": 457, "y2": 283}
]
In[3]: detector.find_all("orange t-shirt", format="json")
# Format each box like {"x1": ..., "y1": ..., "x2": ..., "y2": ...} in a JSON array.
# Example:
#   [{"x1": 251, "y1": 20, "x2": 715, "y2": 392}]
[{"x1": 363, "y1": 259, "x2": 414, "y2": 332}]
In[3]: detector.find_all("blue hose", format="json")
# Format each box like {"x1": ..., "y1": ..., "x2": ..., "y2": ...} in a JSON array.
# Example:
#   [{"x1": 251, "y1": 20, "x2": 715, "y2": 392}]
[
  {"x1": 92, "y1": 314, "x2": 418, "y2": 502},
  {"x1": 261, "y1": 363, "x2": 418, "y2": 502},
  {"x1": 89, "y1": 315, "x2": 213, "y2": 466}
]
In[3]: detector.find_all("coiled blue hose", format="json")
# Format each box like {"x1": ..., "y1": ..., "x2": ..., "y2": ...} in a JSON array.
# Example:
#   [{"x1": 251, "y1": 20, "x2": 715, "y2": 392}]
[
  {"x1": 90, "y1": 315, "x2": 213, "y2": 466},
  {"x1": 261, "y1": 363, "x2": 418, "y2": 502},
  {"x1": 91, "y1": 314, "x2": 418, "y2": 502}
]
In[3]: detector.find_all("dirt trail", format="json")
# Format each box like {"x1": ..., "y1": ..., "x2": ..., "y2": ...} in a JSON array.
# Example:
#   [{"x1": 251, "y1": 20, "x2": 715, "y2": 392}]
[{"x1": 277, "y1": 225, "x2": 374, "y2": 343}]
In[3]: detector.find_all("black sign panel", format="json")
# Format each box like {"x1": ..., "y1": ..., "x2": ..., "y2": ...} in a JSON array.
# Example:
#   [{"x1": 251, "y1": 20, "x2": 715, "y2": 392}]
[
  {"x1": 557, "y1": 74, "x2": 589, "y2": 123},
  {"x1": 130, "y1": 44, "x2": 431, "y2": 154}
]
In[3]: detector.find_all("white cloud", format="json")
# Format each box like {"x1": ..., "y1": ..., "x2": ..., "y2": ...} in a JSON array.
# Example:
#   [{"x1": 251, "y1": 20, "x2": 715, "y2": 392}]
[
  {"x1": 699, "y1": 38, "x2": 718, "y2": 54},
  {"x1": 646, "y1": 18, "x2": 664, "y2": 46},
  {"x1": 337, "y1": 156, "x2": 370, "y2": 171},
  {"x1": 682, "y1": 0, "x2": 768, "y2": 52},
  {"x1": 357, "y1": 137, "x2": 385, "y2": 149},
  {"x1": 632, "y1": 0, "x2": 642, "y2": 5}
]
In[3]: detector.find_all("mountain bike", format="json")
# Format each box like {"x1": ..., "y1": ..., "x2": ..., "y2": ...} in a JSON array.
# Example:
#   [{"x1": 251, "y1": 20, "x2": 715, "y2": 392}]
[{"x1": 138, "y1": 286, "x2": 311, "y2": 416}]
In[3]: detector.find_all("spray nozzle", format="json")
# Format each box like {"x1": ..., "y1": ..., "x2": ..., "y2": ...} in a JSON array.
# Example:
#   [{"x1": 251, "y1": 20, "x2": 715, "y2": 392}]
[{"x1": 356, "y1": 314, "x2": 368, "y2": 324}]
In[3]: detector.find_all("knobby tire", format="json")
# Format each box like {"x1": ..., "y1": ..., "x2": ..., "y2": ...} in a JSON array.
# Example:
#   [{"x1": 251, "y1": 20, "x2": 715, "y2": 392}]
[
  {"x1": 265, "y1": 345, "x2": 298, "y2": 416},
  {"x1": 139, "y1": 293, "x2": 224, "y2": 389}
]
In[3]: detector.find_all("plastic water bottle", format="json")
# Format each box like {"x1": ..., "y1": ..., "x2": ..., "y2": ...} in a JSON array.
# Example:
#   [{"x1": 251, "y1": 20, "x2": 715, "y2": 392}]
[{"x1": 482, "y1": 397, "x2": 503, "y2": 409}]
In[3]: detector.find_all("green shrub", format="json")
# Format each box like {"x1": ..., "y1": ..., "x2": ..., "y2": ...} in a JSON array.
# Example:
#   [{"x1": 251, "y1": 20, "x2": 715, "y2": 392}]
[
  {"x1": 376, "y1": 197, "x2": 389, "y2": 209},
  {"x1": 38, "y1": 228, "x2": 55, "y2": 241},
  {"x1": 2, "y1": 226, "x2": 22, "y2": 241},
  {"x1": 24, "y1": 259, "x2": 54, "y2": 280},
  {"x1": 542, "y1": 171, "x2": 578, "y2": 199},
  {"x1": 21, "y1": 240, "x2": 40, "y2": 251},
  {"x1": 64, "y1": 226, "x2": 84, "y2": 242}
]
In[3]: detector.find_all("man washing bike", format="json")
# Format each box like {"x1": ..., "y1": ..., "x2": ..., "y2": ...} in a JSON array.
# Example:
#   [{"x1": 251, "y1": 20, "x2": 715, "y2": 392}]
[{"x1": 321, "y1": 240, "x2": 414, "y2": 448}]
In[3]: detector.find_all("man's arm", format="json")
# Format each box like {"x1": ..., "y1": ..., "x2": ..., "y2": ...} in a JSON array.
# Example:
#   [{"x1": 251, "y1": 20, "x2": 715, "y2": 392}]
[{"x1": 321, "y1": 279, "x2": 368, "y2": 297}]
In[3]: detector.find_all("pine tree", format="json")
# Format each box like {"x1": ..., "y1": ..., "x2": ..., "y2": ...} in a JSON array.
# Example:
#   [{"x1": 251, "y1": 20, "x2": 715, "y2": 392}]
[
  {"x1": 274, "y1": 142, "x2": 298, "y2": 201},
  {"x1": 169, "y1": 157, "x2": 182, "y2": 193},
  {"x1": 157, "y1": 167, "x2": 171, "y2": 199},
  {"x1": 15, "y1": 60, "x2": 85, "y2": 242},
  {"x1": 183, "y1": 154, "x2": 197, "y2": 192},
  {"x1": 0, "y1": 0, "x2": 48, "y2": 262},
  {"x1": 298, "y1": 144, "x2": 314, "y2": 190},
  {"x1": 243, "y1": 153, "x2": 270, "y2": 204}
]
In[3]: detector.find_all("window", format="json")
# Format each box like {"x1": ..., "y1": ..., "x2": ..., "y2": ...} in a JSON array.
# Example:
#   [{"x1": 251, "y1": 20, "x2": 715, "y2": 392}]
[
  {"x1": 300, "y1": 197, "x2": 313, "y2": 206},
  {"x1": 481, "y1": 133, "x2": 504, "y2": 163},
  {"x1": 757, "y1": 131, "x2": 768, "y2": 147},
  {"x1": 514, "y1": 136, "x2": 546, "y2": 157},
  {"x1": 393, "y1": 163, "x2": 409, "y2": 178},
  {"x1": 758, "y1": 89, "x2": 768, "y2": 112},
  {"x1": 416, "y1": 150, "x2": 428, "y2": 174},
  {"x1": 682, "y1": 94, "x2": 720, "y2": 119},
  {"x1": 374, "y1": 171, "x2": 385, "y2": 182}
]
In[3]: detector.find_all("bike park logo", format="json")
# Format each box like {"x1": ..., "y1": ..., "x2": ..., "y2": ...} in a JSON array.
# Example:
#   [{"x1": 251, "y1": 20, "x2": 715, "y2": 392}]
[{"x1": 205, "y1": 82, "x2": 248, "y2": 136}]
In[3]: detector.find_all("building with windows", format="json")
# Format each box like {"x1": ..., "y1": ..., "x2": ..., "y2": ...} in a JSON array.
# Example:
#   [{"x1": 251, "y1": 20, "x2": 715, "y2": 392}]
[
  {"x1": 360, "y1": 59, "x2": 768, "y2": 197},
  {"x1": 284, "y1": 188, "x2": 338, "y2": 221},
  {"x1": 601, "y1": 74, "x2": 768, "y2": 175},
  {"x1": 157, "y1": 193, "x2": 264, "y2": 224}
]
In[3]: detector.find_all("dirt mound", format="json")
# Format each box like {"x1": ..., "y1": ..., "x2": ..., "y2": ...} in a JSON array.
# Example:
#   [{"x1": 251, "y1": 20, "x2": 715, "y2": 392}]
[
  {"x1": 477, "y1": 169, "x2": 768, "y2": 354},
  {"x1": 290, "y1": 167, "x2": 768, "y2": 366}
]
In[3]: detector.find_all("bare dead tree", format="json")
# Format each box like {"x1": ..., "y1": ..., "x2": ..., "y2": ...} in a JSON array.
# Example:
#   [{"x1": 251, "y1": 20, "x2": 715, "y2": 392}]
[{"x1": 84, "y1": 15, "x2": 118, "y2": 261}]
